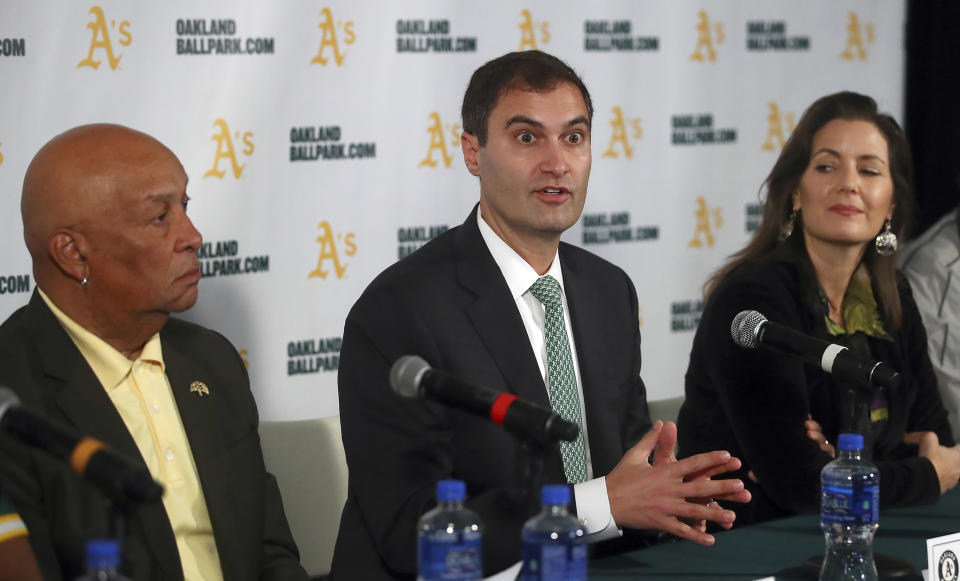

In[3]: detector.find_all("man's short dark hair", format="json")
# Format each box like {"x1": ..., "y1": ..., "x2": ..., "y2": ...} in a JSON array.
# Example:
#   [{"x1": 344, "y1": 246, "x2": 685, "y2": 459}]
[{"x1": 461, "y1": 50, "x2": 593, "y2": 146}]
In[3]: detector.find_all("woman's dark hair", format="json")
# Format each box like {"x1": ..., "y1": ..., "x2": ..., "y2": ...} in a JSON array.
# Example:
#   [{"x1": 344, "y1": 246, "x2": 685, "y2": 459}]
[{"x1": 704, "y1": 91, "x2": 915, "y2": 328}]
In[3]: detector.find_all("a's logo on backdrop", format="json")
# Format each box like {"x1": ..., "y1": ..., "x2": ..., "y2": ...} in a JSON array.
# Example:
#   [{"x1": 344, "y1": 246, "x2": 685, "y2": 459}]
[
  {"x1": 688, "y1": 197, "x2": 723, "y2": 248},
  {"x1": 175, "y1": 19, "x2": 275, "y2": 55},
  {"x1": 0, "y1": 38, "x2": 26, "y2": 57},
  {"x1": 203, "y1": 119, "x2": 254, "y2": 179},
  {"x1": 602, "y1": 107, "x2": 643, "y2": 159},
  {"x1": 197, "y1": 240, "x2": 270, "y2": 278},
  {"x1": 0, "y1": 274, "x2": 31, "y2": 295},
  {"x1": 238, "y1": 349, "x2": 250, "y2": 369},
  {"x1": 671, "y1": 299, "x2": 703, "y2": 332},
  {"x1": 419, "y1": 113, "x2": 462, "y2": 168},
  {"x1": 582, "y1": 212, "x2": 658, "y2": 245},
  {"x1": 689, "y1": 11, "x2": 723, "y2": 62},
  {"x1": 746, "y1": 203, "x2": 763, "y2": 233},
  {"x1": 672, "y1": 114, "x2": 736, "y2": 146},
  {"x1": 398, "y1": 224, "x2": 448, "y2": 259},
  {"x1": 762, "y1": 102, "x2": 795, "y2": 151},
  {"x1": 518, "y1": 10, "x2": 550, "y2": 51},
  {"x1": 287, "y1": 336, "x2": 342, "y2": 375},
  {"x1": 0, "y1": 141, "x2": 4, "y2": 167},
  {"x1": 583, "y1": 20, "x2": 658, "y2": 52},
  {"x1": 746, "y1": 21, "x2": 810, "y2": 51},
  {"x1": 290, "y1": 126, "x2": 376, "y2": 162},
  {"x1": 840, "y1": 12, "x2": 874, "y2": 61},
  {"x1": 77, "y1": 6, "x2": 131, "y2": 70},
  {"x1": 396, "y1": 19, "x2": 477, "y2": 53},
  {"x1": 310, "y1": 8, "x2": 355, "y2": 66},
  {"x1": 309, "y1": 221, "x2": 356, "y2": 279}
]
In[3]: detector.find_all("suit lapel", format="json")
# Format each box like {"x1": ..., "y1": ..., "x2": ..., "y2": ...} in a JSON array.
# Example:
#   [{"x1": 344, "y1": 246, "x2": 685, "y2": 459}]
[
  {"x1": 560, "y1": 248, "x2": 620, "y2": 468},
  {"x1": 161, "y1": 335, "x2": 239, "y2": 580},
  {"x1": 23, "y1": 292, "x2": 182, "y2": 579},
  {"x1": 455, "y1": 209, "x2": 550, "y2": 408}
]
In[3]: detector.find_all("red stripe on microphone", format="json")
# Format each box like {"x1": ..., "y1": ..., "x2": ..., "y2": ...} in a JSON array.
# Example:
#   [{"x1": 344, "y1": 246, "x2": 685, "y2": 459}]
[{"x1": 490, "y1": 393, "x2": 518, "y2": 425}]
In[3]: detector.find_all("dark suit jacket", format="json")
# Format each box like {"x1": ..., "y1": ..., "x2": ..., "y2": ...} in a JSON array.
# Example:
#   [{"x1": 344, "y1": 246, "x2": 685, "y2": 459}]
[
  {"x1": 331, "y1": 207, "x2": 651, "y2": 580},
  {"x1": 0, "y1": 290, "x2": 308, "y2": 581},
  {"x1": 678, "y1": 257, "x2": 951, "y2": 525}
]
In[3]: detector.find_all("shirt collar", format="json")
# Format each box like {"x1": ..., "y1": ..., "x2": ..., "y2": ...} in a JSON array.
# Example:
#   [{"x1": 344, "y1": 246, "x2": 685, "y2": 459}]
[
  {"x1": 822, "y1": 265, "x2": 892, "y2": 341},
  {"x1": 37, "y1": 287, "x2": 166, "y2": 391},
  {"x1": 476, "y1": 208, "x2": 565, "y2": 300}
]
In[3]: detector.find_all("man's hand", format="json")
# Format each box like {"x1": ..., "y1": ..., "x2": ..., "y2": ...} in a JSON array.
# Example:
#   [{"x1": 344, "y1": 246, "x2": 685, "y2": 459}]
[
  {"x1": 904, "y1": 431, "x2": 960, "y2": 494},
  {"x1": 606, "y1": 421, "x2": 750, "y2": 545}
]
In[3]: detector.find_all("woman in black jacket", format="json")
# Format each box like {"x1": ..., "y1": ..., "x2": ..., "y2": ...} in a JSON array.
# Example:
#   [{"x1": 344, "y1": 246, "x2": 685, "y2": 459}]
[{"x1": 677, "y1": 91, "x2": 960, "y2": 526}]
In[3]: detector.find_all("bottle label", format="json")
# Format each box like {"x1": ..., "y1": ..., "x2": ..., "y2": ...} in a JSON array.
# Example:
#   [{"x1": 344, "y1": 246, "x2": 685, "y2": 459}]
[
  {"x1": 418, "y1": 533, "x2": 482, "y2": 581},
  {"x1": 521, "y1": 541, "x2": 587, "y2": 580},
  {"x1": 821, "y1": 484, "x2": 879, "y2": 525}
]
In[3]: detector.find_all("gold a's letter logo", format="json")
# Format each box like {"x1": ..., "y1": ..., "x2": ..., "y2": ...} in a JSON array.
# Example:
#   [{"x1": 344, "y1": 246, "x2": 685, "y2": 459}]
[
  {"x1": 309, "y1": 222, "x2": 357, "y2": 279},
  {"x1": 418, "y1": 113, "x2": 462, "y2": 168},
  {"x1": 204, "y1": 119, "x2": 254, "y2": 180},
  {"x1": 689, "y1": 10, "x2": 724, "y2": 63},
  {"x1": 761, "y1": 102, "x2": 796, "y2": 151},
  {"x1": 0, "y1": 141, "x2": 4, "y2": 167},
  {"x1": 602, "y1": 107, "x2": 643, "y2": 159},
  {"x1": 840, "y1": 12, "x2": 874, "y2": 61},
  {"x1": 688, "y1": 197, "x2": 723, "y2": 248},
  {"x1": 77, "y1": 6, "x2": 131, "y2": 70},
  {"x1": 310, "y1": 8, "x2": 355, "y2": 66},
  {"x1": 518, "y1": 10, "x2": 550, "y2": 51}
]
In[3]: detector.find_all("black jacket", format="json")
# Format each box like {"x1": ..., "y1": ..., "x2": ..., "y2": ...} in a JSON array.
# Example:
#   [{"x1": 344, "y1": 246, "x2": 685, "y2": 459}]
[
  {"x1": 0, "y1": 291, "x2": 307, "y2": 581},
  {"x1": 332, "y1": 207, "x2": 651, "y2": 579},
  {"x1": 678, "y1": 257, "x2": 952, "y2": 525}
]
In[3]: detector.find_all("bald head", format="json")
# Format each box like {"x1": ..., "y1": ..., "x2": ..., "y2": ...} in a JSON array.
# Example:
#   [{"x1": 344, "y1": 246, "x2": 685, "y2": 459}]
[
  {"x1": 22, "y1": 124, "x2": 176, "y2": 263},
  {"x1": 21, "y1": 124, "x2": 203, "y2": 358}
]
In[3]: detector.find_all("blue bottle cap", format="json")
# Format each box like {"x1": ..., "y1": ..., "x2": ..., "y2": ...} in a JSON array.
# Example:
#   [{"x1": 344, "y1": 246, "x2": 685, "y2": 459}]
[
  {"x1": 86, "y1": 539, "x2": 120, "y2": 569},
  {"x1": 436, "y1": 479, "x2": 466, "y2": 502},
  {"x1": 837, "y1": 433, "x2": 864, "y2": 451},
  {"x1": 542, "y1": 484, "x2": 571, "y2": 506}
]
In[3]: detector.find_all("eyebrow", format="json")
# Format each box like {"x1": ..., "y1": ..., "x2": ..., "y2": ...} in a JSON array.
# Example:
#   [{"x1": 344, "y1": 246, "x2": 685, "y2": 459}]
[
  {"x1": 812, "y1": 148, "x2": 887, "y2": 164},
  {"x1": 504, "y1": 115, "x2": 591, "y2": 130}
]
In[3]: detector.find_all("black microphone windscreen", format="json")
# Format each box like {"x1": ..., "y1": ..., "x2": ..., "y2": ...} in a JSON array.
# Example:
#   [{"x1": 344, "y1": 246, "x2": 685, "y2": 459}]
[
  {"x1": 389, "y1": 355, "x2": 431, "y2": 398},
  {"x1": 731, "y1": 310, "x2": 766, "y2": 349}
]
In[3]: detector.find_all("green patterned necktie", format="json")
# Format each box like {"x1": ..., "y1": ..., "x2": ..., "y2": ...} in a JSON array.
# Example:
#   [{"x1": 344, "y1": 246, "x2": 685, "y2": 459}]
[{"x1": 528, "y1": 275, "x2": 587, "y2": 484}]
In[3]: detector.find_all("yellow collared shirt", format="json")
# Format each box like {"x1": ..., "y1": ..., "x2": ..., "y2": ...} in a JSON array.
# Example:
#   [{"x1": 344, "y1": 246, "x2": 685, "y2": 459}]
[{"x1": 39, "y1": 289, "x2": 223, "y2": 581}]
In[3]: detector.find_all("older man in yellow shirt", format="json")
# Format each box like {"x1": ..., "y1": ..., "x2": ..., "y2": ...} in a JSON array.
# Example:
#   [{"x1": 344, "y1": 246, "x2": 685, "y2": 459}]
[{"x1": 0, "y1": 124, "x2": 308, "y2": 581}]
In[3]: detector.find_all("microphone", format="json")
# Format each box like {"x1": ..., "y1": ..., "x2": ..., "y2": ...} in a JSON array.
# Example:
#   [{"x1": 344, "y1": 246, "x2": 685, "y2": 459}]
[
  {"x1": 731, "y1": 310, "x2": 901, "y2": 391},
  {"x1": 0, "y1": 387, "x2": 164, "y2": 505},
  {"x1": 389, "y1": 355, "x2": 579, "y2": 446}
]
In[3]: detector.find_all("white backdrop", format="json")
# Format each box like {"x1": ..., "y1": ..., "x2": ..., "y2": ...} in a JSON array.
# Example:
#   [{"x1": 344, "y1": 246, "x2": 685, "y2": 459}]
[{"x1": 0, "y1": 1, "x2": 906, "y2": 420}]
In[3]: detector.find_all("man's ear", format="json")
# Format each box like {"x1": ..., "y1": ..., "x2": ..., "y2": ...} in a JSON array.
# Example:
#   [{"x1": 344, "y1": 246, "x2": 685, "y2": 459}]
[
  {"x1": 49, "y1": 229, "x2": 88, "y2": 282},
  {"x1": 461, "y1": 131, "x2": 481, "y2": 177}
]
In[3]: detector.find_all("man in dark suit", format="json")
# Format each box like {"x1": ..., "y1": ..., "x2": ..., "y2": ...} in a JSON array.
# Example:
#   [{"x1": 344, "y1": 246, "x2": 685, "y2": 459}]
[
  {"x1": 0, "y1": 124, "x2": 308, "y2": 581},
  {"x1": 332, "y1": 51, "x2": 750, "y2": 580}
]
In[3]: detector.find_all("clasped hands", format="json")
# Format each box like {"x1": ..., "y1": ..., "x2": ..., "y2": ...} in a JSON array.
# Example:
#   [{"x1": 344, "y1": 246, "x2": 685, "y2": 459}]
[{"x1": 605, "y1": 420, "x2": 751, "y2": 546}]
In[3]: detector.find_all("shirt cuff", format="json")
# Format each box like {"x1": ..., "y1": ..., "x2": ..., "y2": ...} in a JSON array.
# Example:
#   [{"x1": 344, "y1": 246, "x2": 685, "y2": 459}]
[{"x1": 573, "y1": 476, "x2": 622, "y2": 542}]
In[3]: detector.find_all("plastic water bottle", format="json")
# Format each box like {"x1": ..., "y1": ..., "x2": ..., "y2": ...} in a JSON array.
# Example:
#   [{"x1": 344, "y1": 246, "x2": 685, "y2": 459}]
[
  {"x1": 73, "y1": 539, "x2": 132, "y2": 581},
  {"x1": 819, "y1": 433, "x2": 879, "y2": 581},
  {"x1": 520, "y1": 484, "x2": 587, "y2": 581},
  {"x1": 417, "y1": 479, "x2": 483, "y2": 581}
]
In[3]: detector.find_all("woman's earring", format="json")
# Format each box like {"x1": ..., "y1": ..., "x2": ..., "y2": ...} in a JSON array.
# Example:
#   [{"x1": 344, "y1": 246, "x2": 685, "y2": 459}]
[
  {"x1": 778, "y1": 208, "x2": 798, "y2": 242},
  {"x1": 874, "y1": 219, "x2": 898, "y2": 256}
]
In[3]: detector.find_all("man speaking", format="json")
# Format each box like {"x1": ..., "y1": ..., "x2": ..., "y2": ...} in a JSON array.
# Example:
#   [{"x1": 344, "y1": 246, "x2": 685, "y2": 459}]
[{"x1": 332, "y1": 51, "x2": 749, "y2": 579}]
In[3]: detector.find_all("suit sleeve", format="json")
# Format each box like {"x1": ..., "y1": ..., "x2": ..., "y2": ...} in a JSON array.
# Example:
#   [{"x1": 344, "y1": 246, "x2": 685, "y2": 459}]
[
  {"x1": 695, "y1": 277, "x2": 831, "y2": 515},
  {"x1": 215, "y1": 338, "x2": 309, "y2": 581},
  {"x1": 337, "y1": 289, "x2": 539, "y2": 578}
]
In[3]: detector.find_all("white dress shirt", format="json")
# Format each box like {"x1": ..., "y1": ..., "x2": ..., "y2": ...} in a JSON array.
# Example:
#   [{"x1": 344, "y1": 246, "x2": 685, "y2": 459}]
[{"x1": 476, "y1": 210, "x2": 620, "y2": 541}]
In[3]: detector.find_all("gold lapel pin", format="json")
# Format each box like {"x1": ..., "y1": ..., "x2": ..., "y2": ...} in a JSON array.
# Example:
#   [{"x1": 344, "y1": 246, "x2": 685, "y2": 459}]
[{"x1": 189, "y1": 381, "x2": 210, "y2": 397}]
